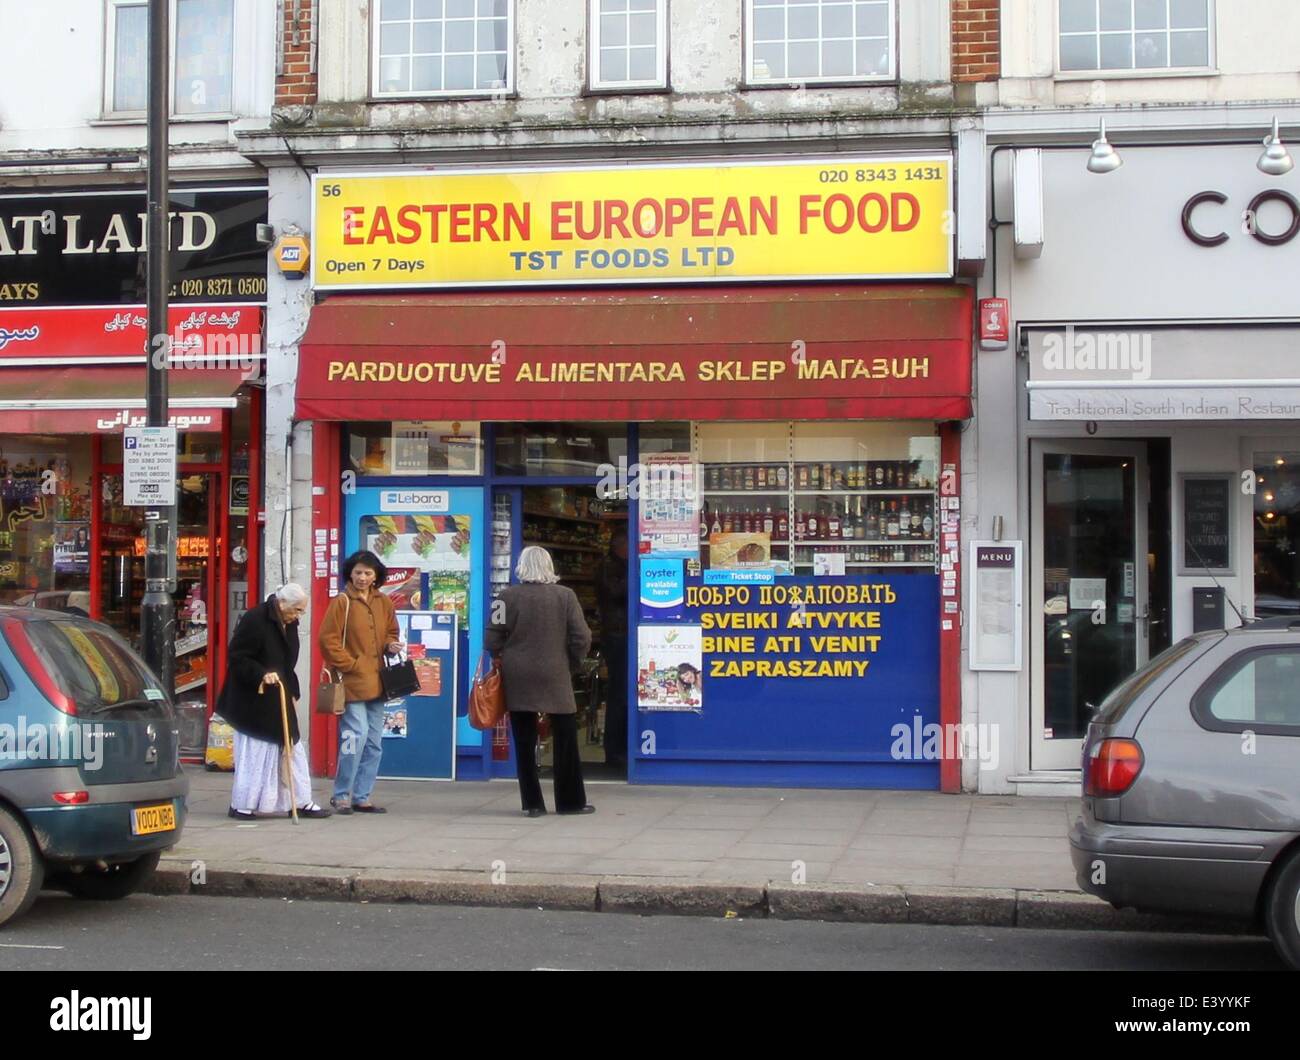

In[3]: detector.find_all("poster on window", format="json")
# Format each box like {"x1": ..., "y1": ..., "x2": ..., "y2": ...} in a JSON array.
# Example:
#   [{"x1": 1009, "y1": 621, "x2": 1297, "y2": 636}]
[
  {"x1": 637, "y1": 625, "x2": 703, "y2": 713},
  {"x1": 637, "y1": 453, "x2": 699, "y2": 559},
  {"x1": 361, "y1": 514, "x2": 472, "y2": 626},
  {"x1": 382, "y1": 706, "x2": 408, "y2": 739},
  {"x1": 53, "y1": 522, "x2": 91, "y2": 574}
]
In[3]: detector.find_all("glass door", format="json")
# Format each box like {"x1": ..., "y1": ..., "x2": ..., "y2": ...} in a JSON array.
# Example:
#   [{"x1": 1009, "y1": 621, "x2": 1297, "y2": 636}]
[{"x1": 1030, "y1": 441, "x2": 1149, "y2": 771}]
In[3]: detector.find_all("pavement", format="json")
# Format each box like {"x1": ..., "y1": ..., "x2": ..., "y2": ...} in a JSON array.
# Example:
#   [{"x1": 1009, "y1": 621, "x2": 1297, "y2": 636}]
[{"x1": 149, "y1": 767, "x2": 1252, "y2": 934}]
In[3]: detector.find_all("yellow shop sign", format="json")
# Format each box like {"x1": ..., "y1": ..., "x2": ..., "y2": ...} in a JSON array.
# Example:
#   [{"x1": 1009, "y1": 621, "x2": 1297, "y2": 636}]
[{"x1": 313, "y1": 157, "x2": 953, "y2": 288}]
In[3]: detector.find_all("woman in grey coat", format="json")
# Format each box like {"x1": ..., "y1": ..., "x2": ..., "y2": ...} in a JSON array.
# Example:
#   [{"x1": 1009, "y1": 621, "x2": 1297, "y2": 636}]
[{"x1": 485, "y1": 546, "x2": 594, "y2": 817}]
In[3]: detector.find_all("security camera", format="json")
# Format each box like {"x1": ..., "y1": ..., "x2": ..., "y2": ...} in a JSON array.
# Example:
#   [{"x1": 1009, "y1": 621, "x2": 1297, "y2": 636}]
[{"x1": 255, "y1": 223, "x2": 275, "y2": 247}]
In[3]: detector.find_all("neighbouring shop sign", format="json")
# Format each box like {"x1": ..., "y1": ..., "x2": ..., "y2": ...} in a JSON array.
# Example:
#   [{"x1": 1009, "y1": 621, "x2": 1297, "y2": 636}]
[
  {"x1": 0, "y1": 305, "x2": 263, "y2": 363},
  {"x1": 312, "y1": 157, "x2": 954, "y2": 288},
  {"x1": 0, "y1": 186, "x2": 268, "y2": 306}
]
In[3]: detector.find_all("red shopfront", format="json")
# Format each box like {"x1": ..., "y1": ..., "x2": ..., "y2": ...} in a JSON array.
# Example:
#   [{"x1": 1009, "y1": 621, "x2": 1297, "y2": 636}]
[
  {"x1": 297, "y1": 284, "x2": 971, "y2": 791},
  {"x1": 0, "y1": 306, "x2": 264, "y2": 758}
]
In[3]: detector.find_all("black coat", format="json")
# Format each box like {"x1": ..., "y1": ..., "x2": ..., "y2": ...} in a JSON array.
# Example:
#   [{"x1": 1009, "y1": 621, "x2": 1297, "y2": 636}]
[
  {"x1": 217, "y1": 595, "x2": 302, "y2": 744},
  {"x1": 484, "y1": 583, "x2": 591, "y2": 714}
]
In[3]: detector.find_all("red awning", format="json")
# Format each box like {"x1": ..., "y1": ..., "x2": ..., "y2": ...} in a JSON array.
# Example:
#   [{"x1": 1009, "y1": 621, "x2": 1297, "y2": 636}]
[
  {"x1": 296, "y1": 285, "x2": 972, "y2": 422},
  {"x1": 0, "y1": 364, "x2": 254, "y2": 433}
]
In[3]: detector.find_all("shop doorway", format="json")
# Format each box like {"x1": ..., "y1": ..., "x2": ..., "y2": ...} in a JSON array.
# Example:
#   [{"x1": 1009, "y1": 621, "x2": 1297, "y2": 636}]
[
  {"x1": 507, "y1": 484, "x2": 629, "y2": 780},
  {"x1": 1030, "y1": 441, "x2": 1150, "y2": 771},
  {"x1": 98, "y1": 469, "x2": 225, "y2": 754}
]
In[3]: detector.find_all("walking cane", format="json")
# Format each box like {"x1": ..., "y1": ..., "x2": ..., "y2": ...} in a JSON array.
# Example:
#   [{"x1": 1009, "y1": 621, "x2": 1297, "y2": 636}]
[{"x1": 261, "y1": 676, "x2": 299, "y2": 825}]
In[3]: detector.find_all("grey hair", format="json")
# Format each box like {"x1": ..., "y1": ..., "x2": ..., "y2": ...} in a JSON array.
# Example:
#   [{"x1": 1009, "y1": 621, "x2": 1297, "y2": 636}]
[
  {"x1": 275, "y1": 583, "x2": 309, "y2": 607},
  {"x1": 515, "y1": 545, "x2": 559, "y2": 584}
]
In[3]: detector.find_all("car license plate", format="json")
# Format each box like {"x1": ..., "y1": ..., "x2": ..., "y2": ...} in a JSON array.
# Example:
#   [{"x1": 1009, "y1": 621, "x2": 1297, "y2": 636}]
[{"x1": 131, "y1": 803, "x2": 176, "y2": 836}]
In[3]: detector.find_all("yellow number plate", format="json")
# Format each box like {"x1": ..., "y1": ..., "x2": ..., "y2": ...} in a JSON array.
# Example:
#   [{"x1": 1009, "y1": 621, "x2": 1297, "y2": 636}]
[{"x1": 131, "y1": 803, "x2": 176, "y2": 836}]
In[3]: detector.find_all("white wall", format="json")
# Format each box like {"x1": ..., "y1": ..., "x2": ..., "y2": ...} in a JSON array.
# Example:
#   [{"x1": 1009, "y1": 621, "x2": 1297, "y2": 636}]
[{"x1": 0, "y1": 0, "x2": 275, "y2": 163}]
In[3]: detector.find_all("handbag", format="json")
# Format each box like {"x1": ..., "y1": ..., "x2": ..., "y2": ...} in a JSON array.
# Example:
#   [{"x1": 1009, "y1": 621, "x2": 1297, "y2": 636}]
[
  {"x1": 380, "y1": 649, "x2": 420, "y2": 700},
  {"x1": 315, "y1": 595, "x2": 350, "y2": 716},
  {"x1": 468, "y1": 652, "x2": 506, "y2": 730}
]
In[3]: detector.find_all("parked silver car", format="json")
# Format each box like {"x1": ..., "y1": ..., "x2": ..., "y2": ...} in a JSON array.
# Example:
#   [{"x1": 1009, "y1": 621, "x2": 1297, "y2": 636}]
[{"x1": 1069, "y1": 619, "x2": 1300, "y2": 969}]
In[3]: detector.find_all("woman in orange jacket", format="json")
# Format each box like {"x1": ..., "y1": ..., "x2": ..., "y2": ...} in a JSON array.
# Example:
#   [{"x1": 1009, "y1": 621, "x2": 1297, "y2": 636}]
[{"x1": 318, "y1": 550, "x2": 402, "y2": 814}]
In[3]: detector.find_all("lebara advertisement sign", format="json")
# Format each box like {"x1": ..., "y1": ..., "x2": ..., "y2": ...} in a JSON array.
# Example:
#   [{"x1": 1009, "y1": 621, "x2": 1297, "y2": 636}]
[{"x1": 312, "y1": 156, "x2": 954, "y2": 289}]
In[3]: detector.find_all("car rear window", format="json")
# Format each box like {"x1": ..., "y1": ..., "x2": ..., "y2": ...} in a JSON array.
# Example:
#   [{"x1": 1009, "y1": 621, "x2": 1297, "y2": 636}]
[
  {"x1": 1092, "y1": 635, "x2": 1208, "y2": 725},
  {"x1": 19, "y1": 620, "x2": 168, "y2": 715}
]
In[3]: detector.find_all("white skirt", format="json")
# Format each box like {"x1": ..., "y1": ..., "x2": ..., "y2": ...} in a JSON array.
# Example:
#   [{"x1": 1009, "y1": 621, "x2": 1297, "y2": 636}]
[{"x1": 231, "y1": 731, "x2": 313, "y2": 814}]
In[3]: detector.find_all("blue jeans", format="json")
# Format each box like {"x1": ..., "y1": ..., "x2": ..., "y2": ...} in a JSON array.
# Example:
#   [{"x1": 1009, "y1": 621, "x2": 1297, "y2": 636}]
[{"x1": 333, "y1": 698, "x2": 385, "y2": 804}]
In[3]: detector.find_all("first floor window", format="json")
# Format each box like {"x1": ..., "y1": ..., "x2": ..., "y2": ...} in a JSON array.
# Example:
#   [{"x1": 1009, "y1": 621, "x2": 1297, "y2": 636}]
[
  {"x1": 106, "y1": 0, "x2": 234, "y2": 117},
  {"x1": 591, "y1": 0, "x2": 668, "y2": 90},
  {"x1": 1059, "y1": 0, "x2": 1212, "y2": 72},
  {"x1": 375, "y1": 0, "x2": 512, "y2": 97},
  {"x1": 747, "y1": 0, "x2": 895, "y2": 85}
]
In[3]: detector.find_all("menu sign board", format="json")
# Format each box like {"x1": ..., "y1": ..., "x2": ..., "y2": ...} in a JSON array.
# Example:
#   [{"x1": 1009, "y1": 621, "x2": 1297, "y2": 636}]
[{"x1": 1181, "y1": 474, "x2": 1233, "y2": 573}]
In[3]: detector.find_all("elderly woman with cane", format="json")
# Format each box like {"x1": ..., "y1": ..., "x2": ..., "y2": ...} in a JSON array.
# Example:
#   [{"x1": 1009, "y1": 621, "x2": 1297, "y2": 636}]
[{"x1": 218, "y1": 584, "x2": 332, "y2": 819}]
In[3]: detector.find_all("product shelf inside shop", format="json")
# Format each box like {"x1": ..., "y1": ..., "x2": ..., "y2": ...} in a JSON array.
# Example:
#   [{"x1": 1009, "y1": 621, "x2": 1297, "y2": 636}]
[
  {"x1": 522, "y1": 508, "x2": 603, "y2": 525},
  {"x1": 794, "y1": 539, "x2": 933, "y2": 546},
  {"x1": 524, "y1": 540, "x2": 603, "y2": 553},
  {"x1": 793, "y1": 561, "x2": 934, "y2": 569},
  {"x1": 792, "y1": 489, "x2": 934, "y2": 496},
  {"x1": 701, "y1": 490, "x2": 789, "y2": 496},
  {"x1": 176, "y1": 676, "x2": 207, "y2": 694}
]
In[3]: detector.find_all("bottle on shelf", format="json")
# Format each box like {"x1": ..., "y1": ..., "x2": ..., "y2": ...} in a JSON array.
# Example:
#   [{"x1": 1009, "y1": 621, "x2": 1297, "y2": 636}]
[
  {"x1": 756, "y1": 466, "x2": 766, "y2": 489},
  {"x1": 795, "y1": 508, "x2": 806, "y2": 540},
  {"x1": 827, "y1": 508, "x2": 840, "y2": 538},
  {"x1": 841, "y1": 507, "x2": 854, "y2": 540},
  {"x1": 810, "y1": 464, "x2": 821, "y2": 489},
  {"x1": 887, "y1": 502, "x2": 899, "y2": 539},
  {"x1": 911, "y1": 502, "x2": 923, "y2": 539},
  {"x1": 762, "y1": 506, "x2": 775, "y2": 536},
  {"x1": 797, "y1": 464, "x2": 808, "y2": 489},
  {"x1": 923, "y1": 508, "x2": 934, "y2": 538},
  {"x1": 874, "y1": 462, "x2": 885, "y2": 487},
  {"x1": 711, "y1": 508, "x2": 722, "y2": 536},
  {"x1": 777, "y1": 464, "x2": 788, "y2": 489},
  {"x1": 807, "y1": 510, "x2": 820, "y2": 540},
  {"x1": 744, "y1": 466, "x2": 755, "y2": 491},
  {"x1": 777, "y1": 508, "x2": 789, "y2": 541}
]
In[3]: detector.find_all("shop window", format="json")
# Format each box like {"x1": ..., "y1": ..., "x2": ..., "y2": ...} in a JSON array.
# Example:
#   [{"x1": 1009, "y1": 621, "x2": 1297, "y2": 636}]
[
  {"x1": 348, "y1": 421, "x2": 483, "y2": 477},
  {"x1": 694, "y1": 420, "x2": 938, "y2": 574},
  {"x1": 745, "y1": 0, "x2": 895, "y2": 86},
  {"x1": 589, "y1": 0, "x2": 668, "y2": 91},
  {"x1": 1058, "y1": 0, "x2": 1213, "y2": 73},
  {"x1": 373, "y1": 0, "x2": 513, "y2": 98},
  {"x1": 494, "y1": 423, "x2": 628, "y2": 478},
  {"x1": 0, "y1": 437, "x2": 93, "y2": 609},
  {"x1": 1254, "y1": 452, "x2": 1300, "y2": 619},
  {"x1": 105, "y1": 0, "x2": 235, "y2": 117}
]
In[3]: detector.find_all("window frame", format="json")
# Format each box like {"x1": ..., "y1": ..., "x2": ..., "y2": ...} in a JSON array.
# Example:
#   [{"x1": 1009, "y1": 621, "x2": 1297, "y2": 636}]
[
  {"x1": 587, "y1": 0, "x2": 670, "y2": 94},
  {"x1": 1190, "y1": 643, "x2": 1300, "y2": 737},
  {"x1": 743, "y1": 0, "x2": 898, "y2": 89},
  {"x1": 370, "y1": 0, "x2": 517, "y2": 101},
  {"x1": 102, "y1": 0, "x2": 239, "y2": 121},
  {"x1": 1054, "y1": 0, "x2": 1218, "y2": 79}
]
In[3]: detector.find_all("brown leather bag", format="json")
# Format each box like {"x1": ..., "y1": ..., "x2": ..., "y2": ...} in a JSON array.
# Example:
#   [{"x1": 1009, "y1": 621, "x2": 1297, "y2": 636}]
[
  {"x1": 468, "y1": 652, "x2": 506, "y2": 730},
  {"x1": 315, "y1": 595, "x2": 350, "y2": 716}
]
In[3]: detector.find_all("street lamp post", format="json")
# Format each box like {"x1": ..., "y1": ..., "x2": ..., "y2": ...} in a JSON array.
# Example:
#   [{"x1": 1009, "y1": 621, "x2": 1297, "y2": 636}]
[{"x1": 142, "y1": 0, "x2": 176, "y2": 691}]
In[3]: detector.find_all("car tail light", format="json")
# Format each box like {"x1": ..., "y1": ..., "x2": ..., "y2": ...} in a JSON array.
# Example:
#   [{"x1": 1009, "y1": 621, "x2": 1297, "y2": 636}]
[
  {"x1": 0, "y1": 617, "x2": 76, "y2": 715},
  {"x1": 53, "y1": 791, "x2": 89, "y2": 805},
  {"x1": 1085, "y1": 738, "x2": 1144, "y2": 797}
]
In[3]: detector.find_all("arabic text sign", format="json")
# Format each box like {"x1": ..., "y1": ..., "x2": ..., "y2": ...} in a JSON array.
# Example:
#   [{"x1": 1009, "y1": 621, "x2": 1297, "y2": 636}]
[
  {"x1": 123, "y1": 427, "x2": 177, "y2": 507},
  {"x1": 0, "y1": 305, "x2": 263, "y2": 363},
  {"x1": 314, "y1": 157, "x2": 954, "y2": 288}
]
